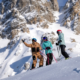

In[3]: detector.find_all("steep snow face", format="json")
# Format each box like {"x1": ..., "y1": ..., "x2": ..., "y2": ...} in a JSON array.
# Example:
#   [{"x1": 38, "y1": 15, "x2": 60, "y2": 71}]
[
  {"x1": 0, "y1": 0, "x2": 80, "y2": 79},
  {"x1": 2, "y1": 57, "x2": 80, "y2": 80},
  {"x1": 0, "y1": 11, "x2": 80, "y2": 79}
]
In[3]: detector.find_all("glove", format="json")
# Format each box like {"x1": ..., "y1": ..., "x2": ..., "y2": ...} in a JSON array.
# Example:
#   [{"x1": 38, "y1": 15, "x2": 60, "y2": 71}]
[
  {"x1": 45, "y1": 47, "x2": 51, "y2": 50},
  {"x1": 22, "y1": 39, "x2": 25, "y2": 43},
  {"x1": 58, "y1": 40, "x2": 62, "y2": 43},
  {"x1": 56, "y1": 40, "x2": 62, "y2": 45},
  {"x1": 56, "y1": 43, "x2": 59, "y2": 45}
]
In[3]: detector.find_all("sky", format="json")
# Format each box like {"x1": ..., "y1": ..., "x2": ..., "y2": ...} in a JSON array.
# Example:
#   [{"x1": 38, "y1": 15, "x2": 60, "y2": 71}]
[
  {"x1": 0, "y1": 0, "x2": 68, "y2": 6},
  {"x1": 57, "y1": 0, "x2": 68, "y2": 6},
  {"x1": 0, "y1": 0, "x2": 2, "y2": 3},
  {"x1": 48, "y1": 0, "x2": 68, "y2": 7}
]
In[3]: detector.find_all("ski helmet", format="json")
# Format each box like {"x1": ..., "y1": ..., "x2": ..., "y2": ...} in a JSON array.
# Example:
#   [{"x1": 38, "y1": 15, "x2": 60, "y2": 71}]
[
  {"x1": 32, "y1": 38, "x2": 37, "y2": 42},
  {"x1": 57, "y1": 29, "x2": 62, "y2": 34},
  {"x1": 43, "y1": 36, "x2": 48, "y2": 41}
]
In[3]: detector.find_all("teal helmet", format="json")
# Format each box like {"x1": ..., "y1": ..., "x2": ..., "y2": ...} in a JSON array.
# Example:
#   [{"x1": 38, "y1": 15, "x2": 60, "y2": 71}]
[{"x1": 32, "y1": 38, "x2": 37, "y2": 42}]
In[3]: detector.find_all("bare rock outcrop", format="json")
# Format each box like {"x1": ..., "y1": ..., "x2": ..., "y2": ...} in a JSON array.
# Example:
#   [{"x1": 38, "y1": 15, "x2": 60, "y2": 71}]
[
  {"x1": 11, "y1": 29, "x2": 19, "y2": 39},
  {"x1": 2, "y1": 0, "x2": 18, "y2": 12},
  {"x1": 12, "y1": 8, "x2": 20, "y2": 18},
  {"x1": 0, "y1": 0, "x2": 58, "y2": 40},
  {"x1": 62, "y1": 0, "x2": 80, "y2": 34},
  {"x1": 22, "y1": 27, "x2": 30, "y2": 33},
  {"x1": 17, "y1": 0, "x2": 30, "y2": 9},
  {"x1": 43, "y1": 12, "x2": 55, "y2": 23},
  {"x1": 11, "y1": 17, "x2": 26, "y2": 29},
  {"x1": 0, "y1": 2, "x2": 4, "y2": 14},
  {"x1": 50, "y1": 0, "x2": 59, "y2": 11}
]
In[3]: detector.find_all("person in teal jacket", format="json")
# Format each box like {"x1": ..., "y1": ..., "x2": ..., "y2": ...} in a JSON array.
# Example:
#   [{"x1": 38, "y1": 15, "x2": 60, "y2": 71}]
[
  {"x1": 56, "y1": 30, "x2": 69, "y2": 59},
  {"x1": 58, "y1": 32, "x2": 65, "y2": 46},
  {"x1": 42, "y1": 36, "x2": 53, "y2": 65}
]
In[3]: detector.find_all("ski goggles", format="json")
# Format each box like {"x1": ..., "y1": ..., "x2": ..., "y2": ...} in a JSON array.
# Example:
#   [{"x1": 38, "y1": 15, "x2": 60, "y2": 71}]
[{"x1": 43, "y1": 37, "x2": 46, "y2": 40}]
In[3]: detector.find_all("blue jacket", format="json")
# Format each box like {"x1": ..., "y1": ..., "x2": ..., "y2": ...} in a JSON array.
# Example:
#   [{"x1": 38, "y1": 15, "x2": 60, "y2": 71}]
[
  {"x1": 58, "y1": 33, "x2": 65, "y2": 45},
  {"x1": 42, "y1": 41, "x2": 53, "y2": 55}
]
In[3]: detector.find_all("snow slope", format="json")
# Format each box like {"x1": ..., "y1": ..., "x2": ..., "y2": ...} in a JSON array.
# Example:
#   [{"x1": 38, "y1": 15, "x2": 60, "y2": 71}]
[
  {"x1": 0, "y1": 11, "x2": 80, "y2": 79},
  {"x1": 1, "y1": 57, "x2": 80, "y2": 80},
  {"x1": 0, "y1": 0, "x2": 80, "y2": 78}
]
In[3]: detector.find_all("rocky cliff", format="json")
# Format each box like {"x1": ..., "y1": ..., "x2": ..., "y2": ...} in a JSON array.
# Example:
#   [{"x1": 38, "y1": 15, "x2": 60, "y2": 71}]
[
  {"x1": 0, "y1": 0, "x2": 59, "y2": 40},
  {"x1": 62, "y1": 0, "x2": 80, "y2": 34}
]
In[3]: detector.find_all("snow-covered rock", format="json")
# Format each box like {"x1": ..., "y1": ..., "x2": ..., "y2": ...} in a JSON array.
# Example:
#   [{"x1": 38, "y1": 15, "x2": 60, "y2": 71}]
[
  {"x1": 24, "y1": 62, "x2": 30, "y2": 70},
  {"x1": 62, "y1": 0, "x2": 80, "y2": 34}
]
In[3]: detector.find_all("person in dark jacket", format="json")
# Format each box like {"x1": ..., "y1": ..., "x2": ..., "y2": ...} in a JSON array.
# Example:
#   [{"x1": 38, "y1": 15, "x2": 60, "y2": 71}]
[
  {"x1": 56, "y1": 30, "x2": 69, "y2": 59},
  {"x1": 22, "y1": 38, "x2": 43, "y2": 69},
  {"x1": 42, "y1": 36, "x2": 53, "y2": 65}
]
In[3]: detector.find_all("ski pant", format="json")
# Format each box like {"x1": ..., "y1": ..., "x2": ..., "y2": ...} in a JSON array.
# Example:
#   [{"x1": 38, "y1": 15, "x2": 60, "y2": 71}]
[
  {"x1": 32, "y1": 53, "x2": 43, "y2": 69},
  {"x1": 46, "y1": 53, "x2": 53, "y2": 65},
  {"x1": 60, "y1": 45, "x2": 69, "y2": 58}
]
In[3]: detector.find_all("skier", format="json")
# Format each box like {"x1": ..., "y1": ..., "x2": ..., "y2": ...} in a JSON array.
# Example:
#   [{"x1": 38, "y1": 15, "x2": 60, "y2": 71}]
[
  {"x1": 56, "y1": 29, "x2": 69, "y2": 59},
  {"x1": 42, "y1": 36, "x2": 53, "y2": 65},
  {"x1": 22, "y1": 38, "x2": 43, "y2": 69}
]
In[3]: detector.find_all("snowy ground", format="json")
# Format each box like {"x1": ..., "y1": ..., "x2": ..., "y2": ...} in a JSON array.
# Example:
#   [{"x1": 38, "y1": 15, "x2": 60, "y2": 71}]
[
  {"x1": 1, "y1": 57, "x2": 80, "y2": 80},
  {"x1": 0, "y1": 11, "x2": 80, "y2": 79},
  {"x1": 0, "y1": 3, "x2": 80, "y2": 79}
]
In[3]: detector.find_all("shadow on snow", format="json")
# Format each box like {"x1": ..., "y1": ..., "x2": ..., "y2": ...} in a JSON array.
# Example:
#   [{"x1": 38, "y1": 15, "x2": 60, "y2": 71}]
[
  {"x1": 73, "y1": 68, "x2": 80, "y2": 73},
  {"x1": 0, "y1": 47, "x2": 6, "y2": 53},
  {"x1": 10, "y1": 56, "x2": 31, "y2": 74}
]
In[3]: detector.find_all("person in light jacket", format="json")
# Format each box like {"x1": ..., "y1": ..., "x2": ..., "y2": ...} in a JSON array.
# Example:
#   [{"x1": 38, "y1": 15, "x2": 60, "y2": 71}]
[{"x1": 56, "y1": 30, "x2": 69, "y2": 59}]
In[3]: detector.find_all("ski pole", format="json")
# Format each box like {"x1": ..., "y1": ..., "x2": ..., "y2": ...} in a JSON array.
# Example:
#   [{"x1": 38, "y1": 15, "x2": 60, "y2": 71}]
[
  {"x1": 45, "y1": 47, "x2": 57, "y2": 63},
  {"x1": 57, "y1": 46, "x2": 60, "y2": 57},
  {"x1": 52, "y1": 54, "x2": 57, "y2": 63},
  {"x1": 56, "y1": 45, "x2": 61, "y2": 57},
  {"x1": 40, "y1": 51, "x2": 47, "y2": 60},
  {"x1": 40, "y1": 51, "x2": 54, "y2": 63}
]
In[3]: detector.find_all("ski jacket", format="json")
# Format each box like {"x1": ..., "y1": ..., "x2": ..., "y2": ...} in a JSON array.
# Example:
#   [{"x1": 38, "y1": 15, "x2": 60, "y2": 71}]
[
  {"x1": 58, "y1": 33, "x2": 65, "y2": 46},
  {"x1": 23, "y1": 42, "x2": 42, "y2": 55},
  {"x1": 42, "y1": 41, "x2": 53, "y2": 55}
]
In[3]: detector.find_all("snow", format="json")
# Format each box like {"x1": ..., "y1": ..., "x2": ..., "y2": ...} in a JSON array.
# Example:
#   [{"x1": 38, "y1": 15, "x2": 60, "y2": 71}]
[
  {"x1": 0, "y1": 39, "x2": 9, "y2": 48},
  {"x1": 41, "y1": 0, "x2": 47, "y2": 3},
  {"x1": 2, "y1": 57, "x2": 80, "y2": 80},
  {"x1": 0, "y1": 1, "x2": 80, "y2": 80},
  {"x1": 0, "y1": 11, "x2": 80, "y2": 79},
  {"x1": 24, "y1": 11, "x2": 37, "y2": 20}
]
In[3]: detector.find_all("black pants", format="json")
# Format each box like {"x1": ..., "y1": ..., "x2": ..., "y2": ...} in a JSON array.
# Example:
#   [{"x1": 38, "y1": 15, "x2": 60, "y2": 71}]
[
  {"x1": 46, "y1": 53, "x2": 53, "y2": 65},
  {"x1": 60, "y1": 45, "x2": 69, "y2": 58}
]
